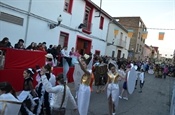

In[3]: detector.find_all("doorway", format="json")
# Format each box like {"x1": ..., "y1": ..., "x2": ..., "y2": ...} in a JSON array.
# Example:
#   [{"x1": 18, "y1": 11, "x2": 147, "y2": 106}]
[
  {"x1": 117, "y1": 50, "x2": 121, "y2": 59},
  {"x1": 76, "y1": 36, "x2": 92, "y2": 55}
]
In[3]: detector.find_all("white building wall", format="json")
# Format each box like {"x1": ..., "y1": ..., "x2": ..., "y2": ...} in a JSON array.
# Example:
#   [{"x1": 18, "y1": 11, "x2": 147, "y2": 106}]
[
  {"x1": 1, "y1": 0, "x2": 30, "y2": 11},
  {"x1": 0, "y1": 0, "x2": 111, "y2": 55},
  {"x1": 0, "y1": 7, "x2": 27, "y2": 46},
  {"x1": 91, "y1": 13, "x2": 110, "y2": 41},
  {"x1": 106, "y1": 23, "x2": 130, "y2": 58}
]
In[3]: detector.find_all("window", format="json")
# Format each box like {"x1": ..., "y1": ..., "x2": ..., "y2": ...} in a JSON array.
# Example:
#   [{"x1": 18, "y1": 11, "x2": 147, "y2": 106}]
[
  {"x1": 137, "y1": 44, "x2": 139, "y2": 52},
  {"x1": 139, "y1": 21, "x2": 142, "y2": 27},
  {"x1": 139, "y1": 45, "x2": 142, "y2": 52},
  {"x1": 125, "y1": 36, "x2": 127, "y2": 42},
  {"x1": 138, "y1": 32, "x2": 140, "y2": 39},
  {"x1": 112, "y1": 51, "x2": 115, "y2": 58},
  {"x1": 95, "y1": 50, "x2": 100, "y2": 55},
  {"x1": 122, "y1": 53, "x2": 125, "y2": 58},
  {"x1": 84, "y1": 7, "x2": 91, "y2": 26},
  {"x1": 120, "y1": 32, "x2": 123, "y2": 40},
  {"x1": 64, "y1": 0, "x2": 73, "y2": 14},
  {"x1": 99, "y1": 16, "x2": 104, "y2": 29},
  {"x1": 82, "y1": 2, "x2": 93, "y2": 34},
  {"x1": 0, "y1": 12, "x2": 24, "y2": 26},
  {"x1": 59, "y1": 32, "x2": 69, "y2": 47}
]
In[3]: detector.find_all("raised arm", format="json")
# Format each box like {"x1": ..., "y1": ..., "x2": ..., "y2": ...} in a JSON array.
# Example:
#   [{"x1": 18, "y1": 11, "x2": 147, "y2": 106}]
[
  {"x1": 41, "y1": 75, "x2": 59, "y2": 93},
  {"x1": 78, "y1": 57, "x2": 90, "y2": 76}
]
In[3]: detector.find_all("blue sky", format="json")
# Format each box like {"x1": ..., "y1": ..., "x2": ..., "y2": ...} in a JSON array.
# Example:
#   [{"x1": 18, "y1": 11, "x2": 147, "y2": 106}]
[{"x1": 92, "y1": 0, "x2": 175, "y2": 58}]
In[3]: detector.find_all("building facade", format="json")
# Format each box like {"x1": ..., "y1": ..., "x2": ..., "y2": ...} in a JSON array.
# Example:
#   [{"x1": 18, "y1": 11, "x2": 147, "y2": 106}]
[
  {"x1": 143, "y1": 44, "x2": 152, "y2": 61},
  {"x1": 105, "y1": 20, "x2": 130, "y2": 59},
  {"x1": 114, "y1": 17, "x2": 147, "y2": 60},
  {"x1": 0, "y1": 0, "x2": 112, "y2": 55}
]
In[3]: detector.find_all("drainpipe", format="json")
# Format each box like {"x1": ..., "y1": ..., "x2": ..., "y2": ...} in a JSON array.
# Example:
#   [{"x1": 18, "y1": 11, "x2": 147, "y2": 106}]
[{"x1": 24, "y1": 0, "x2": 32, "y2": 45}]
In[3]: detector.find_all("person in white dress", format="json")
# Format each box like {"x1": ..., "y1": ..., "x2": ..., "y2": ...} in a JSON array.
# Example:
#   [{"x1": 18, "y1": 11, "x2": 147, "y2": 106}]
[
  {"x1": 139, "y1": 69, "x2": 145, "y2": 93},
  {"x1": 103, "y1": 63, "x2": 123, "y2": 115},
  {"x1": 77, "y1": 55, "x2": 92, "y2": 115}
]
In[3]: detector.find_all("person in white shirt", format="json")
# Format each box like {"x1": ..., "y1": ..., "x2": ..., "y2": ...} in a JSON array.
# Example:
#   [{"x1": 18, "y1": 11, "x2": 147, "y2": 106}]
[
  {"x1": 40, "y1": 69, "x2": 77, "y2": 115},
  {"x1": 35, "y1": 64, "x2": 56, "y2": 115},
  {"x1": 0, "y1": 82, "x2": 20, "y2": 115},
  {"x1": 139, "y1": 69, "x2": 145, "y2": 93},
  {"x1": 61, "y1": 46, "x2": 72, "y2": 66},
  {"x1": 61, "y1": 46, "x2": 69, "y2": 57}
]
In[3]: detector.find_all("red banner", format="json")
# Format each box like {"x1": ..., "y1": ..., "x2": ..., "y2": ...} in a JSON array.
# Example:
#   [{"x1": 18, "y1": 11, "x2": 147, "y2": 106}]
[{"x1": 2, "y1": 48, "x2": 46, "y2": 69}]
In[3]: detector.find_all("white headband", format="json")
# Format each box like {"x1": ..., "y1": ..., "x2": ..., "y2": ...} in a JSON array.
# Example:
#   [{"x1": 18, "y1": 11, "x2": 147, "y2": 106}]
[{"x1": 28, "y1": 68, "x2": 34, "y2": 74}]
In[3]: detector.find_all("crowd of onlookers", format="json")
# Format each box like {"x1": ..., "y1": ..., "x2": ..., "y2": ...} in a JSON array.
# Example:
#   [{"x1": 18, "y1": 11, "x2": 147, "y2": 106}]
[
  {"x1": 1, "y1": 37, "x2": 175, "y2": 77},
  {"x1": 0, "y1": 37, "x2": 74, "y2": 67},
  {"x1": 0, "y1": 37, "x2": 49, "y2": 51}
]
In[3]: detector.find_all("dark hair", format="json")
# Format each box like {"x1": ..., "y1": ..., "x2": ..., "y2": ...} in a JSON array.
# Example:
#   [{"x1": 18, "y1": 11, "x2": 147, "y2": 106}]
[
  {"x1": 42, "y1": 42, "x2": 46, "y2": 44},
  {"x1": 1, "y1": 37, "x2": 9, "y2": 43},
  {"x1": 108, "y1": 63, "x2": 115, "y2": 70},
  {"x1": 81, "y1": 56, "x2": 92, "y2": 65},
  {"x1": 47, "y1": 58, "x2": 52, "y2": 61},
  {"x1": 56, "y1": 73, "x2": 65, "y2": 85},
  {"x1": 44, "y1": 64, "x2": 52, "y2": 72},
  {"x1": 0, "y1": 82, "x2": 17, "y2": 98},
  {"x1": 26, "y1": 68, "x2": 35, "y2": 77},
  {"x1": 18, "y1": 39, "x2": 24, "y2": 43}
]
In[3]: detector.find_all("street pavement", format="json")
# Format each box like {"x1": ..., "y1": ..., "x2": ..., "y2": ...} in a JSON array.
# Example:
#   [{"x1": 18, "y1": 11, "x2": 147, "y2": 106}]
[{"x1": 66, "y1": 73, "x2": 175, "y2": 115}]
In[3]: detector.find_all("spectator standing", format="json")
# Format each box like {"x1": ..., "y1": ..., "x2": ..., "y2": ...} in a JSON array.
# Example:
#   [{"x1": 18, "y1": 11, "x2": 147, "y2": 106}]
[
  {"x1": 163, "y1": 65, "x2": 169, "y2": 79},
  {"x1": 26, "y1": 42, "x2": 37, "y2": 50},
  {"x1": 47, "y1": 45, "x2": 53, "y2": 54},
  {"x1": 14, "y1": 39, "x2": 25, "y2": 49},
  {"x1": 0, "y1": 37, "x2": 12, "y2": 48}
]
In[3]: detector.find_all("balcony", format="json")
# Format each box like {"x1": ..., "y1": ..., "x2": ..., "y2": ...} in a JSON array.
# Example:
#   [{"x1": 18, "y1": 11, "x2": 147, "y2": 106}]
[
  {"x1": 116, "y1": 39, "x2": 126, "y2": 48},
  {"x1": 82, "y1": 21, "x2": 92, "y2": 34}
]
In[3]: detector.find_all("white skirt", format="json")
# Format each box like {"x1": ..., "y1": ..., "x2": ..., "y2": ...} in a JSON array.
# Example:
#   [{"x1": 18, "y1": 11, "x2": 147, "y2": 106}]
[
  {"x1": 107, "y1": 83, "x2": 119, "y2": 107},
  {"x1": 77, "y1": 84, "x2": 91, "y2": 115}
]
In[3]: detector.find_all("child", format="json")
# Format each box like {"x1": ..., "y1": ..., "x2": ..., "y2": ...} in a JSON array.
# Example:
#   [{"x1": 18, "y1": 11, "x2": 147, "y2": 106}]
[
  {"x1": 119, "y1": 65, "x2": 131, "y2": 100},
  {"x1": 139, "y1": 69, "x2": 145, "y2": 93}
]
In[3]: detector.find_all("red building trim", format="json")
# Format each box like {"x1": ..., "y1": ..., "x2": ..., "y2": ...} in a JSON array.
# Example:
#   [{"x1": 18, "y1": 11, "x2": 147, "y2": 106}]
[
  {"x1": 99, "y1": 16, "x2": 104, "y2": 30},
  {"x1": 95, "y1": 50, "x2": 100, "y2": 55},
  {"x1": 82, "y1": 1, "x2": 94, "y2": 34},
  {"x1": 64, "y1": 0, "x2": 73, "y2": 14},
  {"x1": 76, "y1": 35, "x2": 92, "y2": 55},
  {"x1": 68, "y1": 0, "x2": 73, "y2": 14},
  {"x1": 60, "y1": 31, "x2": 69, "y2": 47}
]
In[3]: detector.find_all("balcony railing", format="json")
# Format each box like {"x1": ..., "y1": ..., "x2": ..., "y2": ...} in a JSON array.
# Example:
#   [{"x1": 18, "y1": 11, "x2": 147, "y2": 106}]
[
  {"x1": 82, "y1": 21, "x2": 92, "y2": 34},
  {"x1": 116, "y1": 39, "x2": 126, "y2": 48}
]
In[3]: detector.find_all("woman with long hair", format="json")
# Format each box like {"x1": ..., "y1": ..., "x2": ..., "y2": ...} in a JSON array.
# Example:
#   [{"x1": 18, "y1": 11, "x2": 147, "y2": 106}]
[
  {"x1": 103, "y1": 63, "x2": 123, "y2": 115},
  {"x1": 0, "y1": 82, "x2": 17, "y2": 99},
  {"x1": 77, "y1": 55, "x2": 92, "y2": 115},
  {"x1": 20, "y1": 68, "x2": 38, "y2": 115}
]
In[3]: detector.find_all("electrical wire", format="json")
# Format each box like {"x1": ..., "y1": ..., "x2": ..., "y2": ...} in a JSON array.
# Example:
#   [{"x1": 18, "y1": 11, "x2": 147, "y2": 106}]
[{"x1": 122, "y1": 25, "x2": 175, "y2": 30}]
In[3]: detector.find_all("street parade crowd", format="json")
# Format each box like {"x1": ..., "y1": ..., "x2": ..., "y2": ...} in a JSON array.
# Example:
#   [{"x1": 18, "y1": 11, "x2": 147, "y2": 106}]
[{"x1": 0, "y1": 37, "x2": 175, "y2": 115}]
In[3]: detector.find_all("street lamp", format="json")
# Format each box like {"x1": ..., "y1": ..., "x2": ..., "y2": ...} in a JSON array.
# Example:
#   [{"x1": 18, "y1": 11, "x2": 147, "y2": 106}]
[{"x1": 49, "y1": 15, "x2": 62, "y2": 29}]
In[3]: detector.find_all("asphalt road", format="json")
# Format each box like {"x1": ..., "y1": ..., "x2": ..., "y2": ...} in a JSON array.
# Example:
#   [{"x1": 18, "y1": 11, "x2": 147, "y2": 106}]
[{"x1": 66, "y1": 73, "x2": 175, "y2": 115}]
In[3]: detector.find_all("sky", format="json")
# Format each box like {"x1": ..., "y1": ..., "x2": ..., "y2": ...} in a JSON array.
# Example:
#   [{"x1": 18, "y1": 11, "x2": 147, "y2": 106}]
[{"x1": 91, "y1": 0, "x2": 175, "y2": 58}]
